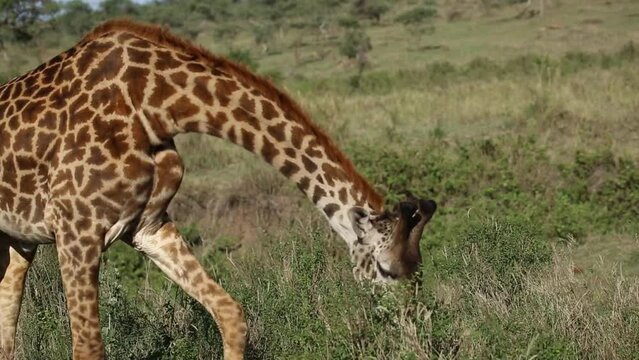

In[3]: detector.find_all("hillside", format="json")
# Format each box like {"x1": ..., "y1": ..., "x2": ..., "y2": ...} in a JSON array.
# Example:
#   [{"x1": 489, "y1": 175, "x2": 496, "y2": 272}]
[{"x1": 1, "y1": 0, "x2": 638, "y2": 359}]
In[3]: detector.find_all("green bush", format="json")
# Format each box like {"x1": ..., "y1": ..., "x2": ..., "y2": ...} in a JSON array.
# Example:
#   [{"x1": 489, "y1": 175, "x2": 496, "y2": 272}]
[
  {"x1": 395, "y1": 7, "x2": 437, "y2": 25},
  {"x1": 450, "y1": 219, "x2": 552, "y2": 295},
  {"x1": 226, "y1": 49, "x2": 259, "y2": 71},
  {"x1": 338, "y1": 29, "x2": 372, "y2": 59}
]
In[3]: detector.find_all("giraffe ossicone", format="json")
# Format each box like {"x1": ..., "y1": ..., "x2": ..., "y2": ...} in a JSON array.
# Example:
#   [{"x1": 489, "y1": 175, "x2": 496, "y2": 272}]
[{"x1": 0, "y1": 20, "x2": 436, "y2": 359}]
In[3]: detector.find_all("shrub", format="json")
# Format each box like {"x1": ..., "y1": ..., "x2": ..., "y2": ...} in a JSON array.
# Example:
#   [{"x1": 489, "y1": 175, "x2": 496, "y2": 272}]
[
  {"x1": 450, "y1": 219, "x2": 552, "y2": 296},
  {"x1": 226, "y1": 49, "x2": 259, "y2": 71},
  {"x1": 395, "y1": 7, "x2": 437, "y2": 25},
  {"x1": 338, "y1": 29, "x2": 372, "y2": 59}
]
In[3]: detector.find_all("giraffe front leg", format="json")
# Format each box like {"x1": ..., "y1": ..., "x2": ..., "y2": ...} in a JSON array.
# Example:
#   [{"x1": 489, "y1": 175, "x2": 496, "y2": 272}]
[
  {"x1": 0, "y1": 241, "x2": 36, "y2": 360},
  {"x1": 55, "y1": 233, "x2": 104, "y2": 360},
  {"x1": 132, "y1": 222, "x2": 247, "y2": 360}
]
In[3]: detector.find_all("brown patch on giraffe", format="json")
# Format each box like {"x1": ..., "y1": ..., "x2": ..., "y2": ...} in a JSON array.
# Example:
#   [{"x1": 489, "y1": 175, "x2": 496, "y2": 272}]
[
  {"x1": 214, "y1": 78, "x2": 239, "y2": 107},
  {"x1": 68, "y1": 93, "x2": 94, "y2": 128},
  {"x1": 260, "y1": 100, "x2": 278, "y2": 120},
  {"x1": 323, "y1": 203, "x2": 340, "y2": 218},
  {"x1": 280, "y1": 160, "x2": 300, "y2": 177},
  {"x1": 13, "y1": 127, "x2": 35, "y2": 153},
  {"x1": 267, "y1": 122, "x2": 286, "y2": 142},
  {"x1": 290, "y1": 126, "x2": 306, "y2": 149},
  {"x1": 76, "y1": 41, "x2": 114, "y2": 75},
  {"x1": 284, "y1": 147, "x2": 296, "y2": 157},
  {"x1": 170, "y1": 71, "x2": 188, "y2": 88},
  {"x1": 204, "y1": 111, "x2": 228, "y2": 136},
  {"x1": 239, "y1": 92, "x2": 255, "y2": 113},
  {"x1": 121, "y1": 66, "x2": 150, "y2": 108},
  {"x1": 93, "y1": 118, "x2": 129, "y2": 158},
  {"x1": 322, "y1": 163, "x2": 346, "y2": 186},
  {"x1": 312, "y1": 186, "x2": 326, "y2": 204},
  {"x1": 16, "y1": 156, "x2": 37, "y2": 171},
  {"x1": 261, "y1": 136, "x2": 279, "y2": 164},
  {"x1": 14, "y1": 100, "x2": 28, "y2": 114},
  {"x1": 49, "y1": 84, "x2": 76, "y2": 110},
  {"x1": 305, "y1": 140, "x2": 323, "y2": 158},
  {"x1": 149, "y1": 75, "x2": 177, "y2": 107},
  {"x1": 231, "y1": 107, "x2": 260, "y2": 131},
  {"x1": 21, "y1": 76, "x2": 38, "y2": 98},
  {"x1": 61, "y1": 127, "x2": 90, "y2": 162},
  {"x1": 85, "y1": 47, "x2": 124, "y2": 90},
  {"x1": 8, "y1": 114, "x2": 20, "y2": 131},
  {"x1": 33, "y1": 85, "x2": 54, "y2": 99},
  {"x1": 193, "y1": 76, "x2": 213, "y2": 105},
  {"x1": 155, "y1": 50, "x2": 182, "y2": 71},
  {"x1": 15, "y1": 197, "x2": 31, "y2": 218},
  {"x1": 54, "y1": 64, "x2": 75, "y2": 86},
  {"x1": 117, "y1": 32, "x2": 138, "y2": 43},
  {"x1": 41, "y1": 62, "x2": 62, "y2": 84},
  {"x1": 297, "y1": 176, "x2": 310, "y2": 192},
  {"x1": 86, "y1": 147, "x2": 108, "y2": 166},
  {"x1": 73, "y1": 165, "x2": 85, "y2": 186},
  {"x1": 21, "y1": 100, "x2": 45, "y2": 124},
  {"x1": 10, "y1": 82, "x2": 23, "y2": 98},
  {"x1": 19, "y1": 174, "x2": 36, "y2": 194},
  {"x1": 38, "y1": 111, "x2": 57, "y2": 130},
  {"x1": 0, "y1": 185, "x2": 16, "y2": 210},
  {"x1": 187, "y1": 63, "x2": 206, "y2": 73},
  {"x1": 127, "y1": 47, "x2": 152, "y2": 64},
  {"x1": 80, "y1": 164, "x2": 117, "y2": 198},
  {"x1": 0, "y1": 123, "x2": 11, "y2": 151},
  {"x1": 141, "y1": 110, "x2": 172, "y2": 141},
  {"x1": 168, "y1": 95, "x2": 199, "y2": 121},
  {"x1": 301, "y1": 155, "x2": 317, "y2": 173},
  {"x1": 129, "y1": 38, "x2": 150, "y2": 48},
  {"x1": 0, "y1": 102, "x2": 8, "y2": 119},
  {"x1": 241, "y1": 129, "x2": 255, "y2": 152},
  {"x1": 227, "y1": 125, "x2": 238, "y2": 143},
  {"x1": 338, "y1": 187, "x2": 348, "y2": 204},
  {"x1": 124, "y1": 154, "x2": 153, "y2": 179}
]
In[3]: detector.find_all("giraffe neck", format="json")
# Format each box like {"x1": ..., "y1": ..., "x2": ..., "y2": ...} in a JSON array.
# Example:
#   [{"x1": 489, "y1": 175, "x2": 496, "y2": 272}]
[
  {"x1": 181, "y1": 72, "x2": 378, "y2": 243},
  {"x1": 106, "y1": 29, "x2": 384, "y2": 244}
]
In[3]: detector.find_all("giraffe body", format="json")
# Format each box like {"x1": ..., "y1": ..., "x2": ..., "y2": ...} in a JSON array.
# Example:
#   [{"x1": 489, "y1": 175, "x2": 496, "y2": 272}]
[{"x1": 0, "y1": 20, "x2": 436, "y2": 359}]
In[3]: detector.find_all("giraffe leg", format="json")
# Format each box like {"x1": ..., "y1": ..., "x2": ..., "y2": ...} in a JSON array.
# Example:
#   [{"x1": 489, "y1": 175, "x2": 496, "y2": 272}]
[
  {"x1": 0, "y1": 241, "x2": 36, "y2": 360},
  {"x1": 55, "y1": 233, "x2": 104, "y2": 360},
  {"x1": 132, "y1": 222, "x2": 247, "y2": 360}
]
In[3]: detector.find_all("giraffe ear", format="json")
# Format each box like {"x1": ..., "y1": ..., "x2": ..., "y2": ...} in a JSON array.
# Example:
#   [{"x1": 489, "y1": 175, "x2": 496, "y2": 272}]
[{"x1": 348, "y1": 206, "x2": 371, "y2": 238}]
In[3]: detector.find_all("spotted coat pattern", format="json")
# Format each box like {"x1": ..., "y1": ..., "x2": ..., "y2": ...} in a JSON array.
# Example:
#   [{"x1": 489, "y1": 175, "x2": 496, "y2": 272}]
[{"x1": 0, "y1": 20, "x2": 435, "y2": 360}]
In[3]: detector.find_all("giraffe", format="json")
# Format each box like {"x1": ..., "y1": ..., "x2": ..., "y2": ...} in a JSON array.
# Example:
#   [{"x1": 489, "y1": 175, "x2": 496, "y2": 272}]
[{"x1": 0, "y1": 20, "x2": 437, "y2": 359}]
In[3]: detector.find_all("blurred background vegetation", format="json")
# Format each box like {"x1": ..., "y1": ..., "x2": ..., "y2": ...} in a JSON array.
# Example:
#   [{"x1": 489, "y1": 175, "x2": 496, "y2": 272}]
[{"x1": 2, "y1": 0, "x2": 639, "y2": 359}]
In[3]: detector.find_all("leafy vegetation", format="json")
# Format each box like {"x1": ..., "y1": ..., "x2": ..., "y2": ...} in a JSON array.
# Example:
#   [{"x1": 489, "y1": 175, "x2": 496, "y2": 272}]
[{"x1": 2, "y1": 0, "x2": 638, "y2": 359}]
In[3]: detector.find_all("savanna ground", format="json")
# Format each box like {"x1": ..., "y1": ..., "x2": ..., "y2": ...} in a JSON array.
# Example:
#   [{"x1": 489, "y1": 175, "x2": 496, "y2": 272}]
[{"x1": 1, "y1": 0, "x2": 639, "y2": 358}]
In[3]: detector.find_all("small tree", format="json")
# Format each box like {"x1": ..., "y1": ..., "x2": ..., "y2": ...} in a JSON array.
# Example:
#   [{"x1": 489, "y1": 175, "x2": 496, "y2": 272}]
[
  {"x1": 339, "y1": 29, "x2": 371, "y2": 60},
  {"x1": 353, "y1": 0, "x2": 389, "y2": 24},
  {"x1": 339, "y1": 29, "x2": 372, "y2": 89},
  {"x1": 57, "y1": 0, "x2": 95, "y2": 36},
  {"x1": 396, "y1": 6, "x2": 437, "y2": 48},
  {"x1": 100, "y1": 0, "x2": 139, "y2": 18},
  {"x1": 395, "y1": 6, "x2": 437, "y2": 25},
  {"x1": 214, "y1": 23, "x2": 241, "y2": 50},
  {"x1": 0, "y1": 0, "x2": 58, "y2": 42},
  {"x1": 252, "y1": 22, "x2": 275, "y2": 54}
]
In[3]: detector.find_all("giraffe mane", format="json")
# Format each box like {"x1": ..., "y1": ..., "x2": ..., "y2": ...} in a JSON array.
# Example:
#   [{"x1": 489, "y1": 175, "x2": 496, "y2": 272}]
[{"x1": 82, "y1": 19, "x2": 384, "y2": 211}]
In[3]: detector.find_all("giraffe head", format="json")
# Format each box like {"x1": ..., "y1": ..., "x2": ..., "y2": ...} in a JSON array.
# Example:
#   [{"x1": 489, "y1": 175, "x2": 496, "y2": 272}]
[{"x1": 349, "y1": 193, "x2": 436, "y2": 283}]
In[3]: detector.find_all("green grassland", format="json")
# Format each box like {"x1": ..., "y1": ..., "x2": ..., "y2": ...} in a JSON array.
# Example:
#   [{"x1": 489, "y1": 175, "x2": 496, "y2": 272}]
[{"x1": 2, "y1": 0, "x2": 639, "y2": 359}]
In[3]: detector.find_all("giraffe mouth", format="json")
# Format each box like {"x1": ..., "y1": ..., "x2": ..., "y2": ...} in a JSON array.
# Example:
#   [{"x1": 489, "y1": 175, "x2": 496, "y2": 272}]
[{"x1": 376, "y1": 261, "x2": 397, "y2": 279}]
